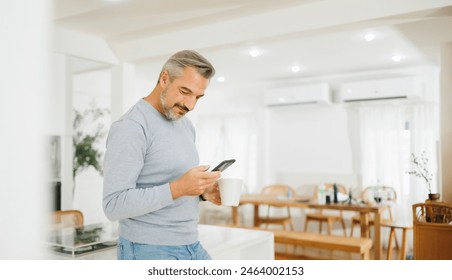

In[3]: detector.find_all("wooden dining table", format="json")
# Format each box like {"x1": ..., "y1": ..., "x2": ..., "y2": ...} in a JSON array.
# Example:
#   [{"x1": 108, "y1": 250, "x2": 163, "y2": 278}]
[{"x1": 231, "y1": 193, "x2": 390, "y2": 260}]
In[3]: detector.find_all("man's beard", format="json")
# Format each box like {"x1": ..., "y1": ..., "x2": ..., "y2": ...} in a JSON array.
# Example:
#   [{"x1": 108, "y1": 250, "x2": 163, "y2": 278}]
[{"x1": 160, "y1": 88, "x2": 188, "y2": 121}]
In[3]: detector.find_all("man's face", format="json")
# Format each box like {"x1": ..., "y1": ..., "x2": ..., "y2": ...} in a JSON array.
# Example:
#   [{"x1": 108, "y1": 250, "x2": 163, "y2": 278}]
[{"x1": 159, "y1": 67, "x2": 208, "y2": 121}]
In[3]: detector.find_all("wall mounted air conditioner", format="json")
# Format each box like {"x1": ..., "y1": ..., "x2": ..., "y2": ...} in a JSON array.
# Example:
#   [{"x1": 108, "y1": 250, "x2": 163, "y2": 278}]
[
  {"x1": 337, "y1": 76, "x2": 422, "y2": 103},
  {"x1": 264, "y1": 83, "x2": 331, "y2": 107}
]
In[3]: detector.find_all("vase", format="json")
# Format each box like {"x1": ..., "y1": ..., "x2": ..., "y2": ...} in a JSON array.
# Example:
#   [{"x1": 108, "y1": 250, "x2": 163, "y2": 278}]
[{"x1": 428, "y1": 193, "x2": 440, "y2": 201}]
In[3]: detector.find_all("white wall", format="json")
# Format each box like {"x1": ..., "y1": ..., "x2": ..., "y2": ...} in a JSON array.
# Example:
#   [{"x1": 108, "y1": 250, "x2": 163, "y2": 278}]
[
  {"x1": 268, "y1": 105, "x2": 354, "y2": 174},
  {"x1": 266, "y1": 103, "x2": 361, "y2": 193},
  {"x1": 0, "y1": 0, "x2": 50, "y2": 259}
]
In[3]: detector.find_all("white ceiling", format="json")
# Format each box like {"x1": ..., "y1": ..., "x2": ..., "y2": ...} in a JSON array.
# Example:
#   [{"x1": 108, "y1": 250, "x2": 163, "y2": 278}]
[{"x1": 53, "y1": 0, "x2": 452, "y2": 86}]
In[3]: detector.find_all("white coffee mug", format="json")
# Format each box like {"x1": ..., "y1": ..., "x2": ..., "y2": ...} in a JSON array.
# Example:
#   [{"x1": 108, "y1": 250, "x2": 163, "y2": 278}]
[{"x1": 218, "y1": 178, "x2": 243, "y2": 206}]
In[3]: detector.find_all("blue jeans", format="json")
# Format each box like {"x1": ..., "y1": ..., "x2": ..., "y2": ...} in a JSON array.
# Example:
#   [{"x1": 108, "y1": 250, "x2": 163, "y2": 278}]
[{"x1": 117, "y1": 236, "x2": 212, "y2": 260}]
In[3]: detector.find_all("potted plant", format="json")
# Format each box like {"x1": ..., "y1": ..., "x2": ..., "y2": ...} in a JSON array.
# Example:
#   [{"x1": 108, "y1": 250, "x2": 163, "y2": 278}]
[
  {"x1": 72, "y1": 106, "x2": 109, "y2": 193},
  {"x1": 407, "y1": 151, "x2": 439, "y2": 201}
]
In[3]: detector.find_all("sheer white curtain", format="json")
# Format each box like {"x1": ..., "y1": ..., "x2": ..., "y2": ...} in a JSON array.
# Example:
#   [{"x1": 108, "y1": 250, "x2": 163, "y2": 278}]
[
  {"x1": 359, "y1": 103, "x2": 439, "y2": 223},
  {"x1": 359, "y1": 105, "x2": 407, "y2": 220},
  {"x1": 196, "y1": 114, "x2": 257, "y2": 193},
  {"x1": 408, "y1": 104, "x2": 438, "y2": 203},
  {"x1": 359, "y1": 105, "x2": 406, "y2": 189}
]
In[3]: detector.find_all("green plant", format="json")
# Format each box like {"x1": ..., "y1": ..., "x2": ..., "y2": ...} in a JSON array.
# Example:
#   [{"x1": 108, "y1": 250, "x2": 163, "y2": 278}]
[
  {"x1": 73, "y1": 106, "x2": 109, "y2": 179},
  {"x1": 407, "y1": 151, "x2": 433, "y2": 194}
]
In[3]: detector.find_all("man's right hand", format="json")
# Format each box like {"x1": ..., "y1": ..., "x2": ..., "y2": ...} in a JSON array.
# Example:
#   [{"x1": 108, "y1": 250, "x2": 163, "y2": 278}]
[{"x1": 170, "y1": 165, "x2": 221, "y2": 200}]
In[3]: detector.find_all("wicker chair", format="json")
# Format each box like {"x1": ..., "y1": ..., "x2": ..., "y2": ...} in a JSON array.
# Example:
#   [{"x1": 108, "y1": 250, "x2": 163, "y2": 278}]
[
  {"x1": 52, "y1": 210, "x2": 84, "y2": 229},
  {"x1": 257, "y1": 185, "x2": 295, "y2": 231},
  {"x1": 412, "y1": 202, "x2": 452, "y2": 259}
]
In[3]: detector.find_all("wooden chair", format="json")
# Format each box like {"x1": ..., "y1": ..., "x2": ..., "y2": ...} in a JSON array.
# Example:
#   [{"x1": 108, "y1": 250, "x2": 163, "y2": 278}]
[
  {"x1": 304, "y1": 183, "x2": 347, "y2": 236},
  {"x1": 350, "y1": 186, "x2": 397, "y2": 239},
  {"x1": 412, "y1": 202, "x2": 452, "y2": 259},
  {"x1": 52, "y1": 210, "x2": 84, "y2": 229},
  {"x1": 381, "y1": 221, "x2": 413, "y2": 260},
  {"x1": 257, "y1": 185, "x2": 295, "y2": 231}
]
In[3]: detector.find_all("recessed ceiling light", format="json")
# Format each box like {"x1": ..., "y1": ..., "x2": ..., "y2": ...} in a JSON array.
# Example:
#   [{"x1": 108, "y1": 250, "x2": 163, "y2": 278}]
[
  {"x1": 217, "y1": 76, "x2": 225, "y2": 82},
  {"x1": 249, "y1": 49, "x2": 260, "y2": 58},
  {"x1": 391, "y1": 54, "x2": 404, "y2": 62},
  {"x1": 291, "y1": 65, "x2": 301, "y2": 73},
  {"x1": 364, "y1": 33, "x2": 375, "y2": 42}
]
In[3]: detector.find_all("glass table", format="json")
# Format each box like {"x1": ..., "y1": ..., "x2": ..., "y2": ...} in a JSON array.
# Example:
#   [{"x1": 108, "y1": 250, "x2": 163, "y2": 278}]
[{"x1": 47, "y1": 222, "x2": 118, "y2": 258}]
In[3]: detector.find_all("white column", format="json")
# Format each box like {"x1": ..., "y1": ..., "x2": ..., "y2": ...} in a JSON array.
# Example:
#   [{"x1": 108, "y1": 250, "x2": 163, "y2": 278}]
[
  {"x1": 62, "y1": 57, "x2": 75, "y2": 209},
  {"x1": 48, "y1": 53, "x2": 74, "y2": 210},
  {"x1": 111, "y1": 63, "x2": 136, "y2": 121},
  {"x1": 440, "y1": 42, "x2": 452, "y2": 203}
]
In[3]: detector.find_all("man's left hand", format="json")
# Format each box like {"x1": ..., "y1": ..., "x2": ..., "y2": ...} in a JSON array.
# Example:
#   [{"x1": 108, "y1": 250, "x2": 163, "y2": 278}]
[{"x1": 201, "y1": 182, "x2": 221, "y2": 205}]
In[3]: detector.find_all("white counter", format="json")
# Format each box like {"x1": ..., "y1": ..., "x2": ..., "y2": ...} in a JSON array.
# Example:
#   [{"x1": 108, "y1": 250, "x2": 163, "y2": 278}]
[
  {"x1": 199, "y1": 224, "x2": 274, "y2": 260},
  {"x1": 48, "y1": 224, "x2": 274, "y2": 260}
]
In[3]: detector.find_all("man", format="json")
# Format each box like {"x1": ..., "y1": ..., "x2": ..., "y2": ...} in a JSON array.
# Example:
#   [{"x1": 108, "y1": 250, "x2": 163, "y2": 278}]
[{"x1": 103, "y1": 50, "x2": 221, "y2": 260}]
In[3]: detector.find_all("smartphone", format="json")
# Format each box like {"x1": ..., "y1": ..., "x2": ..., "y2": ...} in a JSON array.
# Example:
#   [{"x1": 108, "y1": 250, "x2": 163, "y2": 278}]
[{"x1": 211, "y1": 159, "x2": 236, "y2": 172}]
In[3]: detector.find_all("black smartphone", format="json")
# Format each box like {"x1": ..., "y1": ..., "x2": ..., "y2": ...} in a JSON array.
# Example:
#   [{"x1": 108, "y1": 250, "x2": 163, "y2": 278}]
[{"x1": 211, "y1": 159, "x2": 236, "y2": 172}]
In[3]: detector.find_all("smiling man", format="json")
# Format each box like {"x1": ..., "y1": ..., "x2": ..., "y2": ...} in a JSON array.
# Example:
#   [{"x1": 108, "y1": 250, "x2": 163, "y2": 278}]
[{"x1": 103, "y1": 50, "x2": 221, "y2": 260}]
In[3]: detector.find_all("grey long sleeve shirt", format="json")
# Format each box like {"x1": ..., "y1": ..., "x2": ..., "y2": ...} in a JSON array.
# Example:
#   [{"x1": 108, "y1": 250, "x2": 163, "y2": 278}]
[{"x1": 103, "y1": 99, "x2": 200, "y2": 246}]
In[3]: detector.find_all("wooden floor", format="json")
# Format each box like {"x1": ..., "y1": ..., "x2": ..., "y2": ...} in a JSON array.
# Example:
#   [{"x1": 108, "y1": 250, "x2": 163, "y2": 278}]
[{"x1": 274, "y1": 244, "x2": 412, "y2": 260}]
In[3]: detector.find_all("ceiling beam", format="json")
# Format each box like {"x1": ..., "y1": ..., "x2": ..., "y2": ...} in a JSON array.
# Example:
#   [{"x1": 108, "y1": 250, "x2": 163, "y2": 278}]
[
  {"x1": 52, "y1": 27, "x2": 119, "y2": 65},
  {"x1": 112, "y1": 0, "x2": 452, "y2": 62}
]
